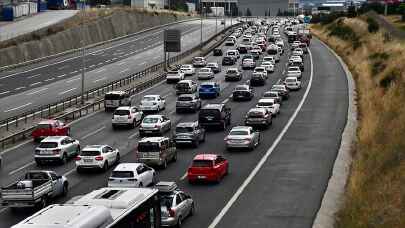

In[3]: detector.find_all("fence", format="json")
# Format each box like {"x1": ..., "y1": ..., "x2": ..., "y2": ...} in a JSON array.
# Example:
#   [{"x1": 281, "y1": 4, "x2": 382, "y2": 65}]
[{"x1": 0, "y1": 22, "x2": 241, "y2": 149}]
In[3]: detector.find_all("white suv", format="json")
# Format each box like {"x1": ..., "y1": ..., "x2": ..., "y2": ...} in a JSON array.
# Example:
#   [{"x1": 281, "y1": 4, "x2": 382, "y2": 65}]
[
  {"x1": 166, "y1": 70, "x2": 185, "y2": 83},
  {"x1": 139, "y1": 95, "x2": 166, "y2": 112},
  {"x1": 108, "y1": 163, "x2": 156, "y2": 188},
  {"x1": 139, "y1": 115, "x2": 171, "y2": 137},
  {"x1": 180, "y1": 64, "x2": 195, "y2": 76},
  {"x1": 253, "y1": 67, "x2": 268, "y2": 79},
  {"x1": 284, "y1": 76, "x2": 302, "y2": 90},
  {"x1": 256, "y1": 98, "x2": 280, "y2": 116},
  {"x1": 34, "y1": 136, "x2": 80, "y2": 165},
  {"x1": 112, "y1": 106, "x2": 143, "y2": 129},
  {"x1": 75, "y1": 145, "x2": 120, "y2": 173}
]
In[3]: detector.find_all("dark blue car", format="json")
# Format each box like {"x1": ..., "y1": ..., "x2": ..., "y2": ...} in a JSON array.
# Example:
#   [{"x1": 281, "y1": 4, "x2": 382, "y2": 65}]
[{"x1": 198, "y1": 82, "x2": 220, "y2": 99}]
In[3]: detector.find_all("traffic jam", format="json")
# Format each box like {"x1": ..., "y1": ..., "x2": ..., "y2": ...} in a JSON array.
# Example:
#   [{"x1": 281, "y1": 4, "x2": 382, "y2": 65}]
[{"x1": 2, "y1": 17, "x2": 312, "y2": 228}]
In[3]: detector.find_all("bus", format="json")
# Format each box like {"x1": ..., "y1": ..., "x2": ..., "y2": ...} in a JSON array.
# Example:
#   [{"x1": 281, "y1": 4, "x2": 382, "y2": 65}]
[
  {"x1": 12, "y1": 187, "x2": 161, "y2": 228},
  {"x1": 104, "y1": 91, "x2": 131, "y2": 111}
]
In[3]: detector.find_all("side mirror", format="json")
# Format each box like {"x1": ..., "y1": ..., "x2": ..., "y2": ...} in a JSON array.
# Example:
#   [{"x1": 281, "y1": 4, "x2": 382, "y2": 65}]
[{"x1": 57, "y1": 175, "x2": 62, "y2": 179}]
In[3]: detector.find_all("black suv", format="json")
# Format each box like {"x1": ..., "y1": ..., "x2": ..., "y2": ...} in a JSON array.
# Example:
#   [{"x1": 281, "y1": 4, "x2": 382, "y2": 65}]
[
  {"x1": 198, "y1": 104, "x2": 231, "y2": 130},
  {"x1": 222, "y1": 56, "x2": 235, "y2": 66},
  {"x1": 213, "y1": 48, "x2": 223, "y2": 56}
]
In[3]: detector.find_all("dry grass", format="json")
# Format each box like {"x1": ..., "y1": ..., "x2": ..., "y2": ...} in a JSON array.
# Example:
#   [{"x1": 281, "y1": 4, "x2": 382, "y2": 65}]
[
  {"x1": 384, "y1": 15, "x2": 405, "y2": 32},
  {"x1": 311, "y1": 17, "x2": 404, "y2": 228},
  {"x1": 0, "y1": 7, "x2": 194, "y2": 50}
]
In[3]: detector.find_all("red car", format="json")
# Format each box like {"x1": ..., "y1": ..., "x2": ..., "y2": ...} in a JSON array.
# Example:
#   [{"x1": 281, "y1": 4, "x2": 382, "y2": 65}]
[
  {"x1": 32, "y1": 120, "x2": 70, "y2": 142},
  {"x1": 187, "y1": 154, "x2": 229, "y2": 183}
]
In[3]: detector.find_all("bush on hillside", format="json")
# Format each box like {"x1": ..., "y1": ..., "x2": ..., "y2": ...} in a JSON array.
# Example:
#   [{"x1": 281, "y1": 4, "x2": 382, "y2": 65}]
[
  {"x1": 366, "y1": 16, "x2": 379, "y2": 33},
  {"x1": 328, "y1": 19, "x2": 361, "y2": 49}
]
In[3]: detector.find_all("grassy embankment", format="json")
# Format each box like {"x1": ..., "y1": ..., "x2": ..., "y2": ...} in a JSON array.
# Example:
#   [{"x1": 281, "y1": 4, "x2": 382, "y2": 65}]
[
  {"x1": 385, "y1": 15, "x2": 405, "y2": 32},
  {"x1": 0, "y1": 7, "x2": 193, "y2": 50},
  {"x1": 311, "y1": 16, "x2": 403, "y2": 228}
]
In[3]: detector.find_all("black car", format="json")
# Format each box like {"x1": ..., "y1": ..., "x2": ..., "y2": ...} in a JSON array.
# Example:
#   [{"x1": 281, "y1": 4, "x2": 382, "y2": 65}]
[
  {"x1": 250, "y1": 73, "x2": 266, "y2": 86},
  {"x1": 238, "y1": 46, "x2": 248, "y2": 54},
  {"x1": 222, "y1": 56, "x2": 235, "y2": 66},
  {"x1": 198, "y1": 104, "x2": 231, "y2": 130},
  {"x1": 213, "y1": 48, "x2": 223, "y2": 56},
  {"x1": 232, "y1": 85, "x2": 254, "y2": 101},
  {"x1": 242, "y1": 54, "x2": 254, "y2": 62},
  {"x1": 270, "y1": 87, "x2": 289, "y2": 100}
]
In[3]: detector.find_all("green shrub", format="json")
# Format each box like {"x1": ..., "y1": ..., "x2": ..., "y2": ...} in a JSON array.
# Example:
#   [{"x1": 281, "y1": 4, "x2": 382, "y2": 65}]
[
  {"x1": 366, "y1": 17, "x2": 379, "y2": 33},
  {"x1": 328, "y1": 19, "x2": 362, "y2": 49}
]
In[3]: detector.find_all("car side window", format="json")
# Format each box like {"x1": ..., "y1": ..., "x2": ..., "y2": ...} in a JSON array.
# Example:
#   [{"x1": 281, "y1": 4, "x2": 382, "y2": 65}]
[
  {"x1": 106, "y1": 146, "x2": 113, "y2": 152},
  {"x1": 175, "y1": 195, "x2": 182, "y2": 205},
  {"x1": 50, "y1": 173, "x2": 58, "y2": 181},
  {"x1": 136, "y1": 166, "x2": 144, "y2": 174},
  {"x1": 102, "y1": 147, "x2": 108, "y2": 153}
]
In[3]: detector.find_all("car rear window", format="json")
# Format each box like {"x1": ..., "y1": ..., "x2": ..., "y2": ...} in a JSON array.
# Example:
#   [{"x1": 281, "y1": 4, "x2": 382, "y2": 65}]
[
  {"x1": 176, "y1": 127, "x2": 194, "y2": 133},
  {"x1": 286, "y1": 78, "x2": 296, "y2": 83},
  {"x1": 80, "y1": 150, "x2": 101, "y2": 156},
  {"x1": 199, "y1": 109, "x2": 219, "y2": 116},
  {"x1": 201, "y1": 84, "x2": 213, "y2": 89},
  {"x1": 35, "y1": 124, "x2": 52, "y2": 130},
  {"x1": 192, "y1": 160, "x2": 213, "y2": 167},
  {"x1": 111, "y1": 171, "x2": 134, "y2": 178},
  {"x1": 258, "y1": 102, "x2": 274, "y2": 106},
  {"x1": 143, "y1": 118, "x2": 159, "y2": 124},
  {"x1": 114, "y1": 109, "x2": 130, "y2": 116},
  {"x1": 39, "y1": 142, "x2": 58, "y2": 148},
  {"x1": 230, "y1": 130, "x2": 249, "y2": 135},
  {"x1": 177, "y1": 96, "x2": 192, "y2": 101},
  {"x1": 138, "y1": 142, "x2": 160, "y2": 152},
  {"x1": 248, "y1": 111, "x2": 265, "y2": 118},
  {"x1": 227, "y1": 70, "x2": 237, "y2": 74}
]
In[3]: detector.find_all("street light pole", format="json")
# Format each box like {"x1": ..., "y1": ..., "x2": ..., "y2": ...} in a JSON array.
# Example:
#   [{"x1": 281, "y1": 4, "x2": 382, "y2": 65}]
[
  {"x1": 80, "y1": 0, "x2": 86, "y2": 105},
  {"x1": 215, "y1": 2, "x2": 218, "y2": 35},
  {"x1": 200, "y1": 4, "x2": 203, "y2": 50}
]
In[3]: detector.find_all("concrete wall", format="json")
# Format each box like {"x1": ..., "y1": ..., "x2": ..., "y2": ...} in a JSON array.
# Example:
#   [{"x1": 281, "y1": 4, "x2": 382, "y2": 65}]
[{"x1": 0, "y1": 11, "x2": 193, "y2": 67}]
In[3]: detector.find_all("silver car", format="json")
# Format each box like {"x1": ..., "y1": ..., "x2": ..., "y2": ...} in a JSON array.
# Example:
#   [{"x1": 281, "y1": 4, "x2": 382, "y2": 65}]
[
  {"x1": 159, "y1": 185, "x2": 195, "y2": 227},
  {"x1": 224, "y1": 126, "x2": 260, "y2": 150}
]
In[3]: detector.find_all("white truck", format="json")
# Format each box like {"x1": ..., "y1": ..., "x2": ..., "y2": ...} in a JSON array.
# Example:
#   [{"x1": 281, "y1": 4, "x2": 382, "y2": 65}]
[{"x1": 1, "y1": 171, "x2": 68, "y2": 209}]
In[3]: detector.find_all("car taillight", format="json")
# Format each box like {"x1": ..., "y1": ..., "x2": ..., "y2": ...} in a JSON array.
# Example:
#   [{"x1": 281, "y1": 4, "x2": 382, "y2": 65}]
[
  {"x1": 169, "y1": 208, "x2": 176, "y2": 217},
  {"x1": 153, "y1": 102, "x2": 157, "y2": 105},
  {"x1": 128, "y1": 115, "x2": 131, "y2": 119},
  {"x1": 74, "y1": 156, "x2": 81, "y2": 161},
  {"x1": 53, "y1": 149, "x2": 61, "y2": 154},
  {"x1": 155, "y1": 125, "x2": 161, "y2": 129},
  {"x1": 127, "y1": 178, "x2": 137, "y2": 182},
  {"x1": 35, "y1": 149, "x2": 40, "y2": 154},
  {"x1": 95, "y1": 156, "x2": 103, "y2": 161}
]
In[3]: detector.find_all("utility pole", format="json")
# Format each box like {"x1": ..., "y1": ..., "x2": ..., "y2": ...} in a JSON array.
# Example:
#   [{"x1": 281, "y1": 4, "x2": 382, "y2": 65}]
[
  {"x1": 215, "y1": 1, "x2": 218, "y2": 35},
  {"x1": 80, "y1": 0, "x2": 86, "y2": 105},
  {"x1": 200, "y1": 3, "x2": 203, "y2": 50}
]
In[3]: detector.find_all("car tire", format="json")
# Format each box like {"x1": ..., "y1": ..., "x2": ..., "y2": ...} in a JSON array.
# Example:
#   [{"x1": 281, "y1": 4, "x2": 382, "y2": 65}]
[
  {"x1": 61, "y1": 153, "x2": 67, "y2": 165},
  {"x1": 115, "y1": 153, "x2": 120, "y2": 164},
  {"x1": 75, "y1": 146, "x2": 80, "y2": 156},
  {"x1": 221, "y1": 121, "x2": 226, "y2": 130},
  {"x1": 190, "y1": 203, "x2": 195, "y2": 216},
  {"x1": 152, "y1": 173, "x2": 158, "y2": 185},
  {"x1": 177, "y1": 216, "x2": 182, "y2": 228},
  {"x1": 139, "y1": 182, "x2": 143, "y2": 187},
  {"x1": 172, "y1": 152, "x2": 177, "y2": 162},
  {"x1": 162, "y1": 159, "x2": 168, "y2": 169},
  {"x1": 37, "y1": 197, "x2": 47, "y2": 209},
  {"x1": 62, "y1": 182, "x2": 69, "y2": 196},
  {"x1": 131, "y1": 120, "x2": 136, "y2": 129},
  {"x1": 76, "y1": 167, "x2": 83, "y2": 174},
  {"x1": 102, "y1": 162, "x2": 108, "y2": 172}
]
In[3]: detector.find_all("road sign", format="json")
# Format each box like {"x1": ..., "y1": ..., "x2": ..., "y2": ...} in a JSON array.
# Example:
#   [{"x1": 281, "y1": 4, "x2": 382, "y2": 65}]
[{"x1": 164, "y1": 29, "x2": 181, "y2": 52}]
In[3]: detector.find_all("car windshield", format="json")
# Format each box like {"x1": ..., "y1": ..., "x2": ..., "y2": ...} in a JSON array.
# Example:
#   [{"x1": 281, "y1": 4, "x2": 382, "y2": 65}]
[
  {"x1": 258, "y1": 102, "x2": 274, "y2": 106},
  {"x1": 207, "y1": 63, "x2": 216, "y2": 67},
  {"x1": 227, "y1": 70, "x2": 237, "y2": 74},
  {"x1": 160, "y1": 195, "x2": 174, "y2": 208},
  {"x1": 143, "y1": 118, "x2": 159, "y2": 124},
  {"x1": 143, "y1": 97, "x2": 156, "y2": 101},
  {"x1": 111, "y1": 171, "x2": 134, "y2": 178},
  {"x1": 35, "y1": 124, "x2": 52, "y2": 130},
  {"x1": 138, "y1": 142, "x2": 160, "y2": 152},
  {"x1": 201, "y1": 84, "x2": 214, "y2": 88},
  {"x1": 200, "y1": 69, "x2": 210, "y2": 73},
  {"x1": 194, "y1": 57, "x2": 203, "y2": 61},
  {"x1": 289, "y1": 68, "x2": 300, "y2": 71},
  {"x1": 248, "y1": 111, "x2": 265, "y2": 118},
  {"x1": 80, "y1": 150, "x2": 101, "y2": 156},
  {"x1": 255, "y1": 68, "x2": 265, "y2": 72},
  {"x1": 176, "y1": 127, "x2": 194, "y2": 133},
  {"x1": 192, "y1": 160, "x2": 213, "y2": 167},
  {"x1": 38, "y1": 142, "x2": 58, "y2": 148},
  {"x1": 178, "y1": 96, "x2": 193, "y2": 101},
  {"x1": 235, "y1": 86, "x2": 247, "y2": 91},
  {"x1": 200, "y1": 109, "x2": 219, "y2": 116},
  {"x1": 230, "y1": 130, "x2": 249, "y2": 135},
  {"x1": 114, "y1": 109, "x2": 130, "y2": 116},
  {"x1": 286, "y1": 78, "x2": 296, "y2": 83}
]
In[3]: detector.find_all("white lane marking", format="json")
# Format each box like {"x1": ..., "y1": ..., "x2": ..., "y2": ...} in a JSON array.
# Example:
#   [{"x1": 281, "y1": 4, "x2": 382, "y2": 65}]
[
  {"x1": 207, "y1": 49, "x2": 315, "y2": 228},
  {"x1": 140, "y1": 61, "x2": 147, "y2": 65},
  {"x1": 71, "y1": 70, "x2": 78, "y2": 74},
  {"x1": 89, "y1": 64, "x2": 95, "y2": 68},
  {"x1": 0, "y1": 90, "x2": 10, "y2": 95},
  {"x1": 66, "y1": 78, "x2": 80, "y2": 83},
  {"x1": 63, "y1": 168, "x2": 77, "y2": 177},
  {"x1": 14, "y1": 86, "x2": 26, "y2": 91},
  {"x1": 44, "y1": 77, "x2": 55, "y2": 82},
  {"x1": 117, "y1": 61, "x2": 127, "y2": 66},
  {"x1": 153, "y1": 56, "x2": 160, "y2": 60},
  {"x1": 57, "y1": 74, "x2": 67, "y2": 78},
  {"x1": 9, "y1": 161, "x2": 36, "y2": 175},
  {"x1": 58, "y1": 65, "x2": 69, "y2": 70},
  {"x1": 81, "y1": 126, "x2": 106, "y2": 140},
  {"x1": 28, "y1": 74, "x2": 41, "y2": 79},
  {"x1": 4, "y1": 102, "x2": 32, "y2": 112},
  {"x1": 95, "y1": 68, "x2": 106, "y2": 74},
  {"x1": 180, "y1": 172, "x2": 187, "y2": 180},
  {"x1": 120, "y1": 68, "x2": 129, "y2": 74},
  {"x1": 93, "y1": 77, "x2": 106, "y2": 83},
  {"x1": 27, "y1": 87, "x2": 48, "y2": 95},
  {"x1": 58, "y1": 88, "x2": 76, "y2": 95},
  {"x1": 0, "y1": 207, "x2": 7, "y2": 214},
  {"x1": 128, "y1": 132, "x2": 139, "y2": 140},
  {"x1": 222, "y1": 98, "x2": 229, "y2": 104},
  {"x1": 105, "y1": 60, "x2": 111, "y2": 63}
]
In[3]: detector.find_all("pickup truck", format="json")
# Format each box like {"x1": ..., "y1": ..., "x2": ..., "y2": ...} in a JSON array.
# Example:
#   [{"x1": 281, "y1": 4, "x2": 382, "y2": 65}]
[{"x1": 1, "y1": 171, "x2": 68, "y2": 209}]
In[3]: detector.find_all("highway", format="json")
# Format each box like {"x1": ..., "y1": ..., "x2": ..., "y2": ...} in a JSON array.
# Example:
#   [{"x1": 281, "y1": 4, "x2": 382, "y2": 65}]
[
  {"x1": 0, "y1": 22, "x2": 348, "y2": 228},
  {"x1": 0, "y1": 19, "x2": 231, "y2": 119}
]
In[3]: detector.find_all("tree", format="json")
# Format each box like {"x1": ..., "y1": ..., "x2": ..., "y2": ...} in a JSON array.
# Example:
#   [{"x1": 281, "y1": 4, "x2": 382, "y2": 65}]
[{"x1": 246, "y1": 8, "x2": 252, "y2": 17}]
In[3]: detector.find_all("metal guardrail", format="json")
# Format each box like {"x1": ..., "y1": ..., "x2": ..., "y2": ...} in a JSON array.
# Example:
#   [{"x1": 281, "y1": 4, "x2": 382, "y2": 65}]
[{"x1": 0, "y1": 22, "x2": 241, "y2": 149}]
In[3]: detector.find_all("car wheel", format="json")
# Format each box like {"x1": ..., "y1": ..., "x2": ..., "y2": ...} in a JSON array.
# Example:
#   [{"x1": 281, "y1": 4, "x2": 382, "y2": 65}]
[
  {"x1": 177, "y1": 216, "x2": 182, "y2": 228},
  {"x1": 62, "y1": 182, "x2": 69, "y2": 196},
  {"x1": 112, "y1": 125, "x2": 117, "y2": 130},
  {"x1": 102, "y1": 162, "x2": 108, "y2": 172},
  {"x1": 192, "y1": 139, "x2": 199, "y2": 148},
  {"x1": 162, "y1": 159, "x2": 168, "y2": 169},
  {"x1": 139, "y1": 182, "x2": 143, "y2": 187},
  {"x1": 200, "y1": 132, "x2": 206, "y2": 142},
  {"x1": 115, "y1": 153, "x2": 120, "y2": 164},
  {"x1": 221, "y1": 121, "x2": 226, "y2": 130},
  {"x1": 189, "y1": 203, "x2": 195, "y2": 216},
  {"x1": 37, "y1": 197, "x2": 47, "y2": 209},
  {"x1": 61, "y1": 153, "x2": 67, "y2": 165},
  {"x1": 76, "y1": 167, "x2": 83, "y2": 174},
  {"x1": 75, "y1": 146, "x2": 80, "y2": 156},
  {"x1": 152, "y1": 173, "x2": 158, "y2": 185},
  {"x1": 172, "y1": 152, "x2": 177, "y2": 162},
  {"x1": 131, "y1": 120, "x2": 136, "y2": 129}
]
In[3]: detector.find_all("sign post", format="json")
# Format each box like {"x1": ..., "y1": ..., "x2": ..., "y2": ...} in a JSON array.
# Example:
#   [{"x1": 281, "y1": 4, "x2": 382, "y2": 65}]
[{"x1": 164, "y1": 29, "x2": 181, "y2": 71}]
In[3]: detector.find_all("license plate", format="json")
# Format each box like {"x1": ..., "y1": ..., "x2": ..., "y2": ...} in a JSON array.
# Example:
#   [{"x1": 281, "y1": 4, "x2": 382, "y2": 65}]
[
  {"x1": 145, "y1": 131, "x2": 152, "y2": 133},
  {"x1": 206, "y1": 116, "x2": 214, "y2": 121},
  {"x1": 41, "y1": 151, "x2": 52, "y2": 155},
  {"x1": 84, "y1": 159, "x2": 93, "y2": 163},
  {"x1": 238, "y1": 95, "x2": 244, "y2": 98},
  {"x1": 197, "y1": 176, "x2": 206, "y2": 179}
]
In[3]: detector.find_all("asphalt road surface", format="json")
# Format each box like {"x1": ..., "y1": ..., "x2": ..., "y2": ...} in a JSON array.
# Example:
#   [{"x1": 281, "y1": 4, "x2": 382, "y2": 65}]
[
  {"x1": 0, "y1": 24, "x2": 348, "y2": 228},
  {"x1": 0, "y1": 19, "x2": 232, "y2": 120}
]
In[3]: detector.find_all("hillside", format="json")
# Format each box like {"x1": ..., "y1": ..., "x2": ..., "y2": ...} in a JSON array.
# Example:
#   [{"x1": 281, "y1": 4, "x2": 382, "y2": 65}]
[{"x1": 311, "y1": 16, "x2": 404, "y2": 228}]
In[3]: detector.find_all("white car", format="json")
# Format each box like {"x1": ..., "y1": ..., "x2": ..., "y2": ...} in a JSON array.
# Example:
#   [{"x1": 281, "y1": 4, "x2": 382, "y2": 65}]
[
  {"x1": 75, "y1": 145, "x2": 120, "y2": 172},
  {"x1": 289, "y1": 55, "x2": 302, "y2": 63},
  {"x1": 108, "y1": 163, "x2": 156, "y2": 188},
  {"x1": 226, "y1": 49, "x2": 240, "y2": 59},
  {"x1": 263, "y1": 56, "x2": 276, "y2": 65},
  {"x1": 139, "y1": 95, "x2": 166, "y2": 112},
  {"x1": 112, "y1": 106, "x2": 143, "y2": 129},
  {"x1": 225, "y1": 38, "x2": 236, "y2": 46},
  {"x1": 166, "y1": 70, "x2": 185, "y2": 83},
  {"x1": 139, "y1": 115, "x2": 171, "y2": 137},
  {"x1": 180, "y1": 64, "x2": 195, "y2": 76},
  {"x1": 287, "y1": 66, "x2": 302, "y2": 79},
  {"x1": 256, "y1": 98, "x2": 280, "y2": 116},
  {"x1": 198, "y1": 68, "x2": 214, "y2": 80},
  {"x1": 292, "y1": 48, "x2": 303, "y2": 56},
  {"x1": 192, "y1": 57, "x2": 207, "y2": 67},
  {"x1": 275, "y1": 39, "x2": 284, "y2": 47},
  {"x1": 242, "y1": 59, "x2": 256, "y2": 70},
  {"x1": 34, "y1": 136, "x2": 80, "y2": 165},
  {"x1": 260, "y1": 62, "x2": 275, "y2": 73},
  {"x1": 253, "y1": 67, "x2": 268, "y2": 79},
  {"x1": 224, "y1": 126, "x2": 260, "y2": 150},
  {"x1": 284, "y1": 76, "x2": 302, "y2": 90}
]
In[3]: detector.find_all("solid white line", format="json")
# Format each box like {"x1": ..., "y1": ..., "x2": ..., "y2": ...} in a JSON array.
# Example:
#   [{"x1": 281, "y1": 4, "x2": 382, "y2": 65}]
[
  {"x1": 4, "y1": 102, "x2": 32, "y2": 112},
  {"x1": 66, "y1": 78, "x2": 80, "y2": 83},
  {"x1": 63, "y1": 168, "x2": 77, "y2": 177},
  {"x1": 58, "y1": 88, "x2": 76, "y2": 95},
  {"x1": 222, "y1": 98, "x2": 229, "y2": 104},
  {"x1": 140, "y1": 61, "x2": 147, "y2": 65},
  {"x1": 58, "y1": 65, "x2": 69, "y2": 70},
  {"x1": 81, "y1": 126, "x2": 106, "y2": 140},
  {"x1": 207, "y1": 49, "x2": 314, "y2": 228},
  {"x1": 57, "y1": 74, "x2": 67, "y2": 78},
  {"x1": 71, "y1": 70, "x2": 78, "y2": 74},
  {"x1": 93, "y1": 77, "x2": 106, "y2": 83},
  {"x1": 27, "y1": 74, "x2": 40, "y2": 79},
  {"x1": 117, "y1": 61, "x2": 127, "y2": 66},
  {"x1": 95, "y1": 68, "x2": 106, "y2": 74},
  {"x1": 128, "y1": 132, "x2": 139, "y2": 139},
  {"x1": 153, "y1": 56, "x2": 160, "y2": 60},
  {"x1": 120, "y1": 68, "x2": 129, "y2": 74},
  {"x1": 0, "y1": 207, "x2": 7, "y2": 214},
  {"x1": 14, "y1": 86, "x2": 26, "y2": 91},
  {"x1": 27, "y1": 87, "x2": 48, "y2": 95},
  {"x1": 44, "y1": 77, "x2": 55, "y2": 82},
  {"x1": 0, "y1": 90, "x2": 10, "y2": 95},
  {"x1": 179, "y1": 172, "x2": 187, "y2": 180},
  {"x1": 9, "y1": 161, "x2": 36, "y2": 175}
]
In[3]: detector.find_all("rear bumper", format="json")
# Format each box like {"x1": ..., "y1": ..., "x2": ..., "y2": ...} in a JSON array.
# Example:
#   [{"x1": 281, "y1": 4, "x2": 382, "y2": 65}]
[
  {"x1": 161, "y1": 217, "x2": 177, "y2": 226},
  {"x1": 188, "y1": 173, "x2": 217, "y2": 182},
  {"x1": 139, "y1": 129, "x2": 162, "y2": 136},
  {"x1": 138, "y1": 158, "x2": 164, "y2": 166}
]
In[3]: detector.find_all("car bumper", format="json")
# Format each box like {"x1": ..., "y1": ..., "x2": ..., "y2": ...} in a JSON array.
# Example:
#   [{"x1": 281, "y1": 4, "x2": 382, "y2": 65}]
[
  {"x1": 245, "y1": 120, "x2": 268, "y2": 126},
  {"x1": 199, "y1": 92, "x2": 217, "y2": 98},
  {"x1": 139, "y1": 129, "x2": 161, "y2": 135},
  {"x1": 138, "y1": 158, "x2": 164, "y2": 166},
  {"x1": 161, "y1": 217, "x2": 178, "y2": 227},
  {"x1": 35, "y1": 156, "x2": 62, "y2": 162},
  {"x1": 286, "y1": 85, "x2": 300, "y2": 90},
  {"x1": 198, "y1": 75, "x2": 213, "y2": 79},
  {"x1": 76, "y1": 162, "x2": 104, "y2": 169},
  {"x1": 188, "y1": 173, "x2": 217, "y2": 182},
  {"x1": 226, "y1": 142, "x2": 252, "y2": 149},
  {"x1": 174, "y1": 138, "x2": 194, "y2": 144},
  {"x1": 140, "y1": 106, "x2": 159, "y2": 112},
  {"x1": 112, "y1": 121, "x2": 131, "y2": 126}
]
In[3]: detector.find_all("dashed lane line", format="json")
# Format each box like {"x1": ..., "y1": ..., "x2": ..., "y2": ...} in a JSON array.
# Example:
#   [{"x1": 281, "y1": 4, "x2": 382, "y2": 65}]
[
  {"x1": 58, "y1": 88, "x2": 76, "y2": 95},
  {"x1": 27, "y1": 88, "x2": 48, "y2": 96},
  {"x1": 4, "y1": 102, "x2": 32, "y2": 113}
]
